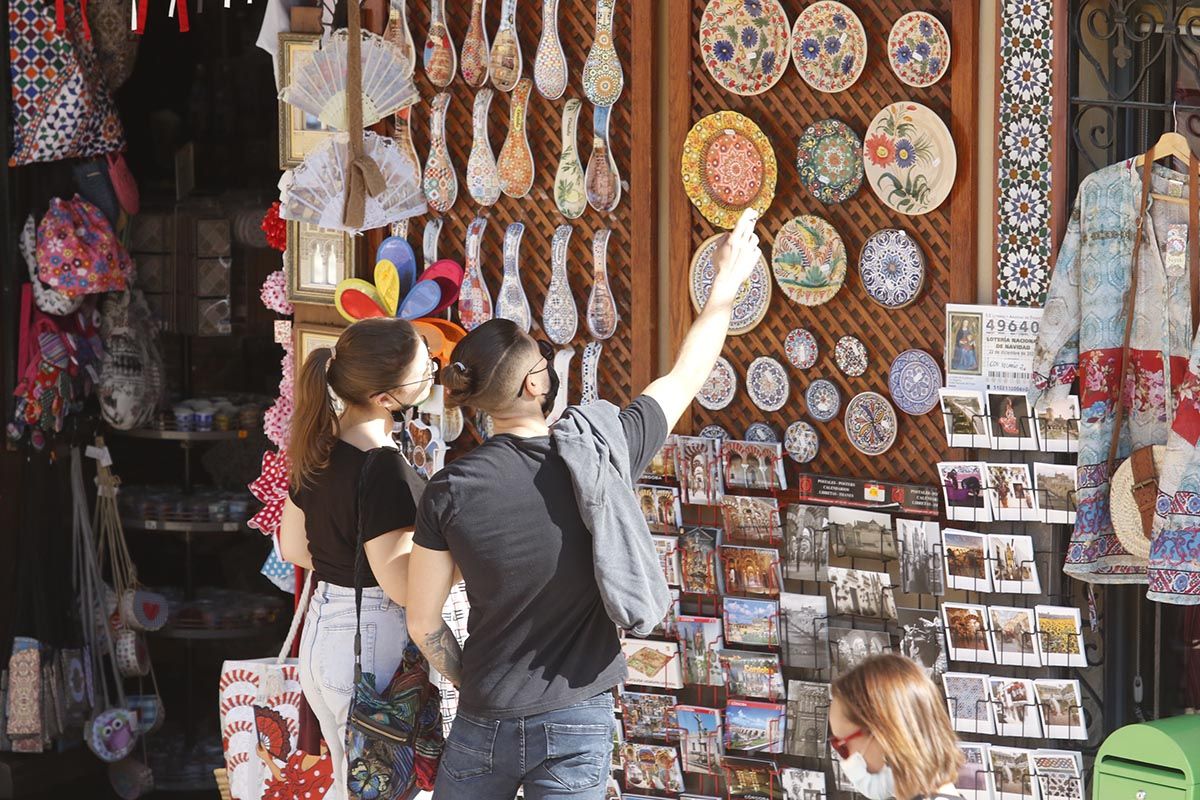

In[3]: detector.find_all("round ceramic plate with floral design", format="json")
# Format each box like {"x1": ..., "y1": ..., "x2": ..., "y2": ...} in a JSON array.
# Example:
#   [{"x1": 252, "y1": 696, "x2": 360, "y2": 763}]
[
  {"x1": 844, "y1": 391, "x2": 898, "y2": 456},
  {"x1": 784, "y1": 420, "x2": 820, "y2": 463},
  {"x1": 690, "y1": 233, "x2": 772, "y2": 335},
  {"x1": 791, "y1": 1, "x2": 867, "y2": 93},
  {"x1": 771, "y1": 215, "x2": 847, "y2": 306},
  {"x1": 699, "y1": 0, "x2": 793, "y2": 97},
  {"x1": 805, "y1": 379, "x2": 841, "y2": 422},
  {"x1": 863, "y1": 102, "x2": 957, "y2": 216},
  {"x1": 858, "y1": 228, "x2": 926, "y2": 308},
  {"x1": 888, "y1": 349, "x2": 941, "y2": 415},
  {"x1": 888, "y1": 12, "x2": 950, "y2": 88},
  {"x1": 744, "y1": 421, "x2": 780, "y2": 442},
  {"x1": 796, "y1": 118, "x2": 863, "y2": 205},
  {"x1": 835, "y1": 335, "x2": 868, "y2": 377},
  {"x1": 784, "y1": 328, "x2": 819, "y2": 369},
  {"x1": 700, "y1": 424, "x2": 731, "y2": 440},
  {"x1": 681, "y1": 111, "x2": 778, "y2": 228},
  {"x1": 746, "y1": 356, "x2": 790, "y2": 412},
  {"x1": 697, "y1": 356, "x2": 738, "y2": 410}
]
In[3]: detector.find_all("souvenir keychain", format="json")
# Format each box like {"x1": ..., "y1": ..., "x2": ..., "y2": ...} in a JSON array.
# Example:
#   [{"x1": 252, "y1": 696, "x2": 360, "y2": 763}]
[
  {"x1": 422, "y1": 93, "x2": 458, "y2": 213},
  {"x1": 423, "y1": 0, "x2": 457, "y2": 88},
  {"x1": 555, "y1": 99, "x2": 587, "y2": 219},
  {"x1": 543, "y1": 224, "x2": 578, "y2": 345},
  {"x1": 496, "y1": 222, "x2": 532, "y2": 332},
  {"x1": 423, "y1": 218, "x2": 443, "y2": 269},
  {"x1": 585, "y1": 105, "x2": 621, "y2": 213},
  {"x1": 586, "y1": 228, "x2": 618, "y2": 339},
  {"x1": 383, "y1": 0, "x2": 416, "y2": 76},
  {"x1": 460, "y1": 0, "x2": 491, "y2": 88},
  {"x1": 459, "y1": 217, "x2": 493, "y2": 331},
  {"x1": 582, "y1": 0, "x2": 623, "y2": 106},
  {"x1": 533, "y1": 0, "x2": 568, "y2": 100},
  {"x1": 498, "y1": 79, "x2": 535, "y2": 198},
  {"x1": 490, "y1": 0, "x2": 523, "y2": 92},
  {"x1": 466, "y1": 88, "x2": 501, "y2": 206}
]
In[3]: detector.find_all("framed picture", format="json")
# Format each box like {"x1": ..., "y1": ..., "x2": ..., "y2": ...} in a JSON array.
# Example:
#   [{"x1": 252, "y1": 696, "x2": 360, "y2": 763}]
[
  {"x1": 295, "y1": 322, "x2": 343, "y2": 364},
  {"x1": 287, "y1": 221, "x2": 357, "y2": 304},
  {"x1": 946, "y1": 309, "x2": 984, "y2": 377},
  {"x1": 279, "y1": 33, "x2": 337, "y2": 168}
]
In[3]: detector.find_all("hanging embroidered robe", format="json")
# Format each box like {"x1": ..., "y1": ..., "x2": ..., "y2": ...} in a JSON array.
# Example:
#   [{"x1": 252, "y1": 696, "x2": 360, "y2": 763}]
[{"x1": 1030, "y1": 159, "x2": 1198, "y2": 583}]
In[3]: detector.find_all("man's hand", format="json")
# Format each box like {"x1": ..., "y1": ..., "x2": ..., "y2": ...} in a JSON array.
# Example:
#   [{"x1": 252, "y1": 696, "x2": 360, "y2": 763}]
[{"x1": 708, "y1": 209, "x2": 761, "y2": 307}]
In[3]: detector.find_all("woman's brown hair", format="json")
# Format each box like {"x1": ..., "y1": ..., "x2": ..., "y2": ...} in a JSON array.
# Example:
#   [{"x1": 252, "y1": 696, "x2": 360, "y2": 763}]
[
  {"x1": 289, "y1": 317, "x2": 422, "y2": 491},
  {"x1": 832, "y1": 654, "x2": 963, "y2": 799},
  {"x1": 440, "y1": 318, "x2": 539, "y2": 413}
]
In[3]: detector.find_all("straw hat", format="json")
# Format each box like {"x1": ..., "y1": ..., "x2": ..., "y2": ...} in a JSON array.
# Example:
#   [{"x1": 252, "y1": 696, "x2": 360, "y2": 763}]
[{"x1": 1109, "y1": 445, "x2": 1165, "y2": 563}]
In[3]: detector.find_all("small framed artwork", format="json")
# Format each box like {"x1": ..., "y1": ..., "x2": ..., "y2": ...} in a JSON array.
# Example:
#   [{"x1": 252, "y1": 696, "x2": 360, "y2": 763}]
[
  {"x1": 939, "y1": 388, "x2": 991, "y2": 448},
  {"x1": 946, "y1": 309, "x2": 984, "y2": 377},
  {"x1": 295, "y1": 322, "x2": 343, "y2": 364},
  {"x1": 679, "y1": 527, "x2": 720, "y2": 596},
  {"x1": 278, "y1": 33, "x2": 338, "y2": 168},
  {"x1": 1034, "y1": 462, "x2": 1078, "y2": 524},
  {"x1": 1034, "y1": 395, "x2": 1081, "y2": 453},
  {"x1": 987, "y1": 391, "x2": 1037, "y2": 450},
  {"x1": 288, "y1": 221, "x2": 357, "y2": 304},
  {"x1": 938, "y1": 461, "x2": 992, "y2": 522},
  {"x1": 941, "y1": 602, "x2": 994, "y2": 664}
]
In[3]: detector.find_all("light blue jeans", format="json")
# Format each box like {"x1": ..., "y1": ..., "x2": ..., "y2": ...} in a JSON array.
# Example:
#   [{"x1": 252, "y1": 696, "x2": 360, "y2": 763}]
[{"x1": 298, "y1": 582, "x2": 409, "y2": 800}]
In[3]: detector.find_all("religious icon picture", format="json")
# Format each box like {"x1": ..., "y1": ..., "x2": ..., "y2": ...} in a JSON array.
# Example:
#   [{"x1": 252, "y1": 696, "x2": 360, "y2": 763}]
[{"x1": 946, "y1": 309, "x2": 983, "y2": 377}]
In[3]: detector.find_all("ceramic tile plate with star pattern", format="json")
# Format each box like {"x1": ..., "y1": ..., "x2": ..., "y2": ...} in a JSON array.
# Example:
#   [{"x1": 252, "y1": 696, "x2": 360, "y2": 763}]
[
  {"x1": 863, "y1": 102, "x2": 956, "y2": 216},
  {"x1": 784, "y1": 420, "x2": 819, "y2": 463},
  {"x1": 681, "y1": 111, "x2": 778, "y2": 229},
  {"x1": 700, "y1": 424, "x2": 731, "y2": 440},
  {"x1": 744, "y1": 421, "x2": 780, "y2": 442},
  {"x1": 790, "y1": 1, "x2": 867, "y2": 93},
  {"x1": 888, "y1": 11, "x2": 950, "y2": 88},
  {"x1": 771, "y1": 215, "x2": 847, "y2": 306},
  {"x1": 784, "y1": 328, "x2": 818, "y2": 370},
  {"x1": 689, "y1": 233, "x2": 772, "y2": 335},
  {"x1": 834, "y1": 335, "x2": 867, "y2": 377},
  {"x1": 844, "y1": 392, "x2": 898, "y2": 457},
  {"x1": 858, "y1": 228, "x2": 925, "y2": 309},
  {"x1": 888, "y1": 349, "x2": 941, "y2": 416},
  {"x1": 805, "y1": 379, "x2": 841, "y2": 422},
  {"x1": 698, "y1": 356, "x2": 738, "y2": 410},
  {"x1": 699, "y1": 0, "x2": 792, "y2": 97},
  {"x1": 746, "y1": 356, "x2": 789, "y2": 412},
  {"x1": 795, "y1": 118, "x2": 863, "y2": 205}
]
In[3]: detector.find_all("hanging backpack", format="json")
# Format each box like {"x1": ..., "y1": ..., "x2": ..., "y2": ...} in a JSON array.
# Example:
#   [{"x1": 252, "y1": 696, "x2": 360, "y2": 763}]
[
  {"x1": 97, "y1": 290, "x2": 165, "y2": 431},
  {"x1": 36, "y1": 196, "x2": 134, "y2": 298},
  {"x1": 20, "y1": 215, "x2": 84, "y2": 317}
]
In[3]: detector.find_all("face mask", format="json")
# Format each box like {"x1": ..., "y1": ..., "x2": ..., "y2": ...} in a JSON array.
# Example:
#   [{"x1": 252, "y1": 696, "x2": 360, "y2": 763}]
[{"x1": 839, "y1": 751, "x2": 896, "y2": 800}]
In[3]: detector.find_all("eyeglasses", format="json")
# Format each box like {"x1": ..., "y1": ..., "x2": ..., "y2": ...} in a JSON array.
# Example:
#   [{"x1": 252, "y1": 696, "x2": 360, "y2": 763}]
[
  {"x1": 383, "y1": 357, "x2": 439, "y2": 399},
  {"x1": 829, "y1": 728, "x2": 866, "y2": 760},
  {"x1": 516, "y1": 340, "x2": 556, "y2": 399}
]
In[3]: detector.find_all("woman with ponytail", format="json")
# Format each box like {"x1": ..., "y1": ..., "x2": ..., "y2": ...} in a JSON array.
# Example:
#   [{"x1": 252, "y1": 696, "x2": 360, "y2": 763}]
[{"x1": 278, "y1": 317, "x2": 435, "y2": 800}]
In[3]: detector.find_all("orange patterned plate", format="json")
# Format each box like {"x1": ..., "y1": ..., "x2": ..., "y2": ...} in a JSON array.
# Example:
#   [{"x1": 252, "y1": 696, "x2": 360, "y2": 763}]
[{"x1": 681, "y1": 111, "x2": 777, "y2": 229}]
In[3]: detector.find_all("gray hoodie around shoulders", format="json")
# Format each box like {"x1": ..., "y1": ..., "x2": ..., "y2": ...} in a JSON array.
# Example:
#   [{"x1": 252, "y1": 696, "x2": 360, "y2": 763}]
[{"x1": 551, "y1": 400, "x2": 672, "y2": 637}]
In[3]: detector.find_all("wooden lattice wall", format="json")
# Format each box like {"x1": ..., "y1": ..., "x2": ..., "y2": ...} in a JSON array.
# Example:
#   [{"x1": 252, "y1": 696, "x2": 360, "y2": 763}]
[{"x1": 667, "y1": 0, "x2": 978, "y2": 488}]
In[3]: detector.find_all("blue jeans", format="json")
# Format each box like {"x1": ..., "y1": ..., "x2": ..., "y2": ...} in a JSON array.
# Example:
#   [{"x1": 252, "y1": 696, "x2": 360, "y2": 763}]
[{"x1": 433, "y1": 691, "x2": 616, "y2": 800}]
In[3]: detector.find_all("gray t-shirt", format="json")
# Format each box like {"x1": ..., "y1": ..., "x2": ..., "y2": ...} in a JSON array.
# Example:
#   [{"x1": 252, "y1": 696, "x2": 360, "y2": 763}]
[{"x1": 413, "y1": 397, "x2": 668, "y2": 718}]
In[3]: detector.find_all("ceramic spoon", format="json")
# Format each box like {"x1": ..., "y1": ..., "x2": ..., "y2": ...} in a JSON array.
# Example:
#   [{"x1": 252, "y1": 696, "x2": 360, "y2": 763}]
[
  {"x1": 423, "y1": 0, "x2": 457, "y2": 89},
  {"x1": 496, "y1": 222, "x2": 532, "y2": 332},
  {"x1": 582, "y1": 0, "x2": 623, "y2": 107},
  {"x1": 466, "y1": 88, "x2": 501, "y2": 206},
  {"x1": 585, "y1": 104, "x2": 621, "y2": 213},
  {"x1": 554, "y1": 99, "x2": 586, "y2": 219},
  {"x1": 390, "y1": 220, "x2": 410, "y2": 239},
  {"x1": 586, "y1": 228, "x2": 618, "y2": 339},
  {"x1": 460, "y1": 0, "x2": 491, "y2": 88},
  {"x1": 383, "y1": 0, "x2": 416, "y2": 77},
  {"x1": 423, "y1": 218, "x2": 443, "y2": 269},
  {"x1": 458, "y1": 217, "x2": 493, "y2": 331},
  {"x1": 391, "y1": 107, "x2": 422, "y2": 185},
  {"x1": 497, "y1": 79, "x2": 535, "y2": 199},
  {"x1": 489, "y1": 0, "x2": 523, "y2": 92},
  {"x1": 422, "y1": 93, "x2": 458, "y2": 213},
  {"x1": 533, "y1": 0, "x2": 568, "y2": 100},
  {"x1": 547, "y1": 346, "x2": 576, "y2": 424},
  {"x1": 543, "y1": 224, "x2": 578, "y2": 345},
  {"x1": 581, "y1": 341, "x2": 602, "y2": 405}
]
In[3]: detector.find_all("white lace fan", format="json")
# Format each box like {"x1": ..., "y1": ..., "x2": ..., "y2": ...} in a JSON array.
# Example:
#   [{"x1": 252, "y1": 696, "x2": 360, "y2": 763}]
[
  {"x1": 279, "y1": 131, "x2": 427, "y2": 233},
  {"x1": 280, "y1": 30, "x2": 419, "y2": 130}
]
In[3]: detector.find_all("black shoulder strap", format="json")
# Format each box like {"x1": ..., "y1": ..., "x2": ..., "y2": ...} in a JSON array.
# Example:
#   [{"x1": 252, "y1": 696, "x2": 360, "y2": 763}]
[{"x1": 352, "y1": 448, "x2": 383, "y2": 679}]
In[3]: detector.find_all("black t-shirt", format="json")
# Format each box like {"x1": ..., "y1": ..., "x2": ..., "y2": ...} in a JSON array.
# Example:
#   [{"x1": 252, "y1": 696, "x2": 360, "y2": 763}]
[
  {"x1": 290, "y1": 441, "x2": 418, "y2": 588},
  {"x1": 414, "y1": 396, "x2": 669, "y2": 718}
]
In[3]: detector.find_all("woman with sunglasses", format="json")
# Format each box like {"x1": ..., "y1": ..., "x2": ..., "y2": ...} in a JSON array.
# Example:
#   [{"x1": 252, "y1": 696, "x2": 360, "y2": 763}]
[
  {"x1": 829, "y1": 655, "x2": 964, "y2": 800},
  {"x1": 279, "y1": 317, "x2": 437, "y2": 800}
]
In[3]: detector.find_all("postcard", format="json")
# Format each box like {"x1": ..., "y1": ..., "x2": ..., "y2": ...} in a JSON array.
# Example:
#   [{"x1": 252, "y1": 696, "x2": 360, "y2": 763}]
[
  {"x1": 722, "y1": 756, "x2": 782, "y2": 800},
  {"x1": 674, "y1": 705, "x2": 723, "y2": 775},
  {"x1": 784, "y1": 680, "x2": 829, "y2": 759},
  {"x1": 1035, "y1": 605, "x2": 1087, "y2": 668},
  {"x1": 720, "y1": 545, "x2": 783, "y2": 597},
  {"x1": 653, "y1": 534, "x2": 683, "y2": 587},
  {"x1": 723, "y1": 440, "x2": 787, "y2": 491},
  {"x1": 676, "y1": 615, "x2": 724, "y2": 686},
  {"x1": 1034, "y1": 750, "x2": 1085, "y2": 800},
  {"x1": 1034, "y1": 395, "x2": 1080, "y2": 453},
  {"x1": 940, "y1": 388, "x2": 991, "y2": 448},
  {"x1": 829, "y1": 506, "x2": 898, "y2": 560},
  {"x1": 897, "y1": 608, "x2": 947, "y2": 681},
  {"x1": 943, "y1": 529, "x2": 993, "y2": 593},
  {"x1": 722, "y1": 495, "x2": 784, "y2": 545},
  {"x1": 680, "y1": 526, "x2": 720, "y2": 595},
  {"x1": 943, "y1": 672, "x2": 996, "y2": 735},
  {"x1": 828, "y1": 627, "x2": 892, "y2": 679},
  {"x1": 938, "y1": 461, "x2": 993, "y2": 522},
  {"x1": 718, "y1": 650, "x2": 785, "y2": 700},
  {"x1": 622, "y1": 691, "x2": 677, "y2": 740},
  {"x1": 990, "y1": 677, "x2": 1044, "y2": 738},
  {"x1": 725, "y1": 699, "x2": 786, "y2": 754},
  {"x1": 955, "y1": 742, "x2": 995, "y2": 800},
  {"x1": 779, "y1": 593, "x2": 829, "y2": 671},
  {"x1": 637, "y1": 484, "x2": 683, "y2": 532},
  {"x1": 827, "y1": 566, "x2": 897, "y2": 620},
  {"x1": 783, "y1": 504, "x2": 829, "y2": 582},
  {"x1": 723, "y1": 597, "x2": 781, "y2": 647},
  {"x1": 674, "y1": 436, "x2": 724, "y2": 506},
  {"x1": 1034, "y1": 679, "x2": 1087, "y2": 740},
  {"x1": 897, "y1": 518, "x2": 945, "y2": 595},
  {"x1": 780, "y1": 768, "x2": 826, "y2": 800},
  {"x1": 990, "y1": 746, "x2": 1038, "y2": 800},
  {"x1": 942, "y1": 602, "x2": 995, "y2": 664},
  {"x1": 988, "y1": 391, "x2": 1038, "y2": 450},
  {"x1": 620, "y1": 743, "x2": 685, "y2": 794},
  {"x1": 1034, "y1": 462, "x2": 1078, "y2": 524},
  {"x1": 989, "y1": 605, "x2": 1043, "y2": 667},
  {"x1": 622, "y1": 639, "x2": 684, "y2": 689},
  {"x1": 988, "y1": 464, "x2": 1041, "y2": 522},
  {"x1": 989, "y1": 533, "x2": 1042, "y2": 594},
  {"x1": 641, "y1": 437, "x2": 678, "y2": 482},
  {"x1": 649, "y1": 589, "x2": 681, "y2": 639}
]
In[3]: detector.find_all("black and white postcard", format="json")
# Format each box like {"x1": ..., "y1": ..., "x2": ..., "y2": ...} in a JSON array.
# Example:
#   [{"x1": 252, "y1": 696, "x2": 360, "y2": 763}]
[
  {"x1": 829, "y1": 506, "x2": 898, "y2": 560},
  {"x1": 779, "y1": 593, "x2": 830, "y2": 671},
  {"x1": 897, "y1": 608, "x2": 947, "y2": 681},
  {"x1": 784, "y1": 680, "x2": 830, "y2": 759},
  {"x1": 896, "y1": 518, "x2": 944, "y2": 595},
  {"x1": 827, "y1": 566, "x2": 897, "y2": 620},
  {"x1": 783, "y1": 504, "x2": 829, "y2": 582}
]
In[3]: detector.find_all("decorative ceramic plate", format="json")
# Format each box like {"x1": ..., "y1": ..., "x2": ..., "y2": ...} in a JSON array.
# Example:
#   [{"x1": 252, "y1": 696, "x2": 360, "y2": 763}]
[
  {"x1": 771, "y1": 215, "x2": 847, "y2": 307},
  {"x1": 888, "y1": 349, "x2": 942, "y2": 415},
  {"x1": 844, "y1": 391, "x2": 899, "y2": 456},
  {"x1": 805, "y1": 379, "x2": 841, "y2": 422},
  {"x1": 859, "y1": 228, "x2": 926, "y2": 309},
  {"x1": 888, "y1": 12, "x2": 950, "y2": 88},
  {"x1": 744, "y1": 421, "x2": 780, "y2": 442},
  {"x1": 796, "y1": 119, "x2": 863, "y2": 205},
  {"x1": 698, "y1": 356, "x2": 738, "y2": 410},
  {"x1": 700, "y1": 424, "x2": 731, "y2": 440},
  {"x1": 784, "y1": 328, "x2": 819, "y2": 370},
  {"x1": 834, "y1": 335, "x2": 868, "y2": 377},
  {"x1": 863, "y1": 102, "x2": 957, "y2": 216},
  {"x1": 746, "y1": 356, "x2": 790, "y2": 412},
  {"x1": 699, "y1": 0, "x2": 792, "y2": 97},
  {"x1": 784, "y1": 420, "x2": 820, "y2": 463},
  {"x1": 690, "y1": 233, "x2": 772, "y2": 335},
  {"x1": 681, "y1": 111, "x2": 778, "y2": 229},
  {"x1": 791, "y1": 1, "x2": 867, "y2": 93}
]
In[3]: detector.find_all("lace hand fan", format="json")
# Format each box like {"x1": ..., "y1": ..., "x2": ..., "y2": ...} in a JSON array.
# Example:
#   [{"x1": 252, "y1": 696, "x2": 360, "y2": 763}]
[
  {"x1": 280, "y1": 30, "x2": 419, "y2": 130},
  {"x1": 279, "y1": 131, "x2": 427, "y2": 233}
]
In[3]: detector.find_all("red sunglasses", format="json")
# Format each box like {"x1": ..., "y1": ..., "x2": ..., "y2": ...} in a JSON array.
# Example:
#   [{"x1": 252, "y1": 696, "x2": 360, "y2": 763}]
[{"x1": 829, "y1": 728, "x2": 865, "y2": 759}]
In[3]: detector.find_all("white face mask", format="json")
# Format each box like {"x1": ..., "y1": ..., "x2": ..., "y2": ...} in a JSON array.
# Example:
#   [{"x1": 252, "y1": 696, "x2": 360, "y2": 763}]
[{"x1": 839, "y1": 750, "x2": 896, "y2": 800}]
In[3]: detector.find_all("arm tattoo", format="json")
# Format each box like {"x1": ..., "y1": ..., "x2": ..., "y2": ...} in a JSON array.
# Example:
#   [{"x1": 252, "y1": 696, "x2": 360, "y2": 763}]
[{"x1": 420, "y1": 623, "x2": 463, "y2": 688}]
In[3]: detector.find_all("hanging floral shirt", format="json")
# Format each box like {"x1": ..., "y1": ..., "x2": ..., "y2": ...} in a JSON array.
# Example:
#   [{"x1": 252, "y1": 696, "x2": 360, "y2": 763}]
[{"x1": 1030, "y1": 160, "x2": 1197, "y2": 582}]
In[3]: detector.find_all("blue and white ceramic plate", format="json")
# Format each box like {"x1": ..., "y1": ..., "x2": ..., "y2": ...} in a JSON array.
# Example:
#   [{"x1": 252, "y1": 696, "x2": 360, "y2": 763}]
[
  {"x1": 746, "y1": 356, "x2": 790, "y2": 412},
  {"x1": 700, "y1": 424, "x2": 730, "y2": 440},
  {"x1": 834, "y1": 335, "x2": 868, "y2": 377},
  {"x1": 697, "y1": 356, "x2": 738, "y2": 411},
  {"x1": 744, "y1": 421, "x2": 780, "y2": 443},
  {"x1": 858, "y1": 228, "x2": 925, "y2": 309},
  {"x1": 805, "y1": 379, "x2": 841, "y2": 422},
  {"x1": 784, "y1": 420, "x2": 820, "y2": 463},
  {"x1": 844, "y1": 391, "x2": 898, "y2": 456},
  {"x1": 784, "y1": 328, "x2": 819, "y2": 370},
  {"x1": 888, "y1": 349, "x2": 941, "y2": 415}
]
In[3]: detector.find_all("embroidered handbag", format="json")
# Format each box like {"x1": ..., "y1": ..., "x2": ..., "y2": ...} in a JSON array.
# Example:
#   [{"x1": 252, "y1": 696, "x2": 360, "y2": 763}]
[
  {"x1": 8, "y1": 0, "x2": 125, "y2": 166},
  {"x1": 20, "y1": 215, "x2": 84, "y2": 317},
  {"x1": 36, "y1": 196, "x2": 134, "y2": 298}
]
